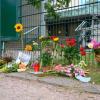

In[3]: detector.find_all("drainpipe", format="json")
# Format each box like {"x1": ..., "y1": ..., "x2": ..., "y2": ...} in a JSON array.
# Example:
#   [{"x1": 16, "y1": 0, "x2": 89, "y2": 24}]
[
  {"x1": 1, "y1": 41, "x2": 5, "y2": 57},
  {"x1": 40, "y1": 0, "x2": 46, "y2": 37}
]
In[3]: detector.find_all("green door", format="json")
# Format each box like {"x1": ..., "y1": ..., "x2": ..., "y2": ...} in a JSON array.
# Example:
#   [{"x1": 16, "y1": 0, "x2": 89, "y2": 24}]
[{"x1": 0, "y1": 0, "x2": 20, "y2": 41}]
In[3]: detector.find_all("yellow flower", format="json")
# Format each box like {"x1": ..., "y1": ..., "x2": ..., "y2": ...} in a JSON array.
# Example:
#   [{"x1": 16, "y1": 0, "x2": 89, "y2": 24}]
[
  {"x1": 53, "y1": 37, "x2": 59, "y2": 42},
  {"x1": 39, "y1": 36, "x2": 44, "y2": 40},
  {"x1": 33, "y1": 42, "x2": 38, "y2": 45},
  {"x1": 25, "y1": 45, "x2": 32, "y2": 51},
  {"x1": 80, "y1": 61, "x2": 87, "y2": 67},
  {"x1": 88, "y1": 43, "x2": 93, "y2": 49},
  {"x1": 14, "y1": 23, "x2": 23, "y2": 32}
]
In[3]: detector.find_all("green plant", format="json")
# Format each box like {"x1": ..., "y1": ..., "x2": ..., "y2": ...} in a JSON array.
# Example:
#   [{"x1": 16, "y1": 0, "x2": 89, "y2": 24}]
[
  {"x1": 0, "y1": 63, "x2": 19, "y2": 73},
  {"x1": 27, "y1": 0, "x2": 71, "y2": 18},
  {"x1": 41, "y1": 40, "x2": 53, "y2": 49},
  {"x1": 0, "y1": 59, "x2": 6, "y2": 66},
  {"x1": 63, "y1": 46, "x2": 80, "y2": 64},
  {"x1": 61, "y1": 38, "x2": 83, "y2": 65},
  {"x1": 8, "y1": 64, "x2": 19, "y2": 72},
  {"x1": 41, "y1": 51, "x2": 52, "y2": 67}
]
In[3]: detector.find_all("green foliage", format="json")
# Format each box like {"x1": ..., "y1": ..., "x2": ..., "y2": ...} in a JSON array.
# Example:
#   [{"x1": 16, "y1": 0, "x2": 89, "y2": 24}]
[
  {"x1": 27, "y1": 0, "x2": 41, "y2": 8},
  {"x1": 94, "y1": 48, "x2": 100, "y2": 54},
  {"x1": 0, "y1": 59, "x2": 6, "y2": 66},
  {"x1": 0, "y1": 63, "x2": 18, "y2": 73},
  {"x1": 27, "y1": 0, "x2": 71, "y2": 18},
  {"x1": 41, "y1": 40, "x2": 52, "y2": 49},
  {"x1": 32, "y1": 45, "x2": 39, "y2": 51},
  {"x1": 8, "y1": 64, "x2": 19, "y2": 72},
  {"x1": 63, "y1": 46, "x2": 80, "y2": 64},
  {"x1": 41, "y1": 52, "x2": 52, "y2": 67}
]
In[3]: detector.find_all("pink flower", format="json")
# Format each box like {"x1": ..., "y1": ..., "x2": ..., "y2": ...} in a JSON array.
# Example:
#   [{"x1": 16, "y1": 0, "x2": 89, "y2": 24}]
[
  {"x1": 91, "y1": 39, "x2": 96, "y2": 44},
  {"x1": 75, "y1": 68, "x2": 85, "y2": 76},
  {"x1": 90, "y1": 39, "x2": 100, "y2": 49},
  {"x1": 54, "y1": 65, "x2": 65, "y2": 72},
  {"x1": 70, "y1": 64, "x2": 74, "y2": 67}
]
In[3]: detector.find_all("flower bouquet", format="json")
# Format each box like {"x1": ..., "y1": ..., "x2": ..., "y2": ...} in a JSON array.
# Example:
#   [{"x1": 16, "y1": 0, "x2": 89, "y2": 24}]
[
  {"x1": 61, "y1": 38, "x2": 86, "y2": 64},
  {"x1": 88, "y1": 39, "x2": 100, "y2": 62},
  {"x1": 54, "y1": 63, "x2": 86, "y2": 78}
]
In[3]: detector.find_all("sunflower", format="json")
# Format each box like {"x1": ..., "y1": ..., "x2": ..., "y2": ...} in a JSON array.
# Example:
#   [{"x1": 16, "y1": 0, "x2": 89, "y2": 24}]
[{"x1": 14, "y1": 23, "x2": 23, "y2": 32}]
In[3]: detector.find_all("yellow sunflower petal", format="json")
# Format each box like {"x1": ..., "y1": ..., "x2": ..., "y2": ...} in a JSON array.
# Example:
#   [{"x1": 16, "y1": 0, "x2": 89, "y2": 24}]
[{"x1": 15, "y1": 23, "x2": 23, "y2": 33}]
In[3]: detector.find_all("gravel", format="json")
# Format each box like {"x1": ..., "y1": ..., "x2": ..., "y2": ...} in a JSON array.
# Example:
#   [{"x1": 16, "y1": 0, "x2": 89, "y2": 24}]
[{"x1": 0, "y1": 74, "x2": 100, "y2": 100}]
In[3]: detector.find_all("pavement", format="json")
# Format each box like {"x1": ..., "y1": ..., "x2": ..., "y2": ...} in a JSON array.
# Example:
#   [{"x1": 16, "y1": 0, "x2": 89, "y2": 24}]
[
  {"x1": 1, "y1": 72, "x2": 100, "y2": 94},
  {"x1": 1, "y1": 74, "x2": 100, "y2": 100}
]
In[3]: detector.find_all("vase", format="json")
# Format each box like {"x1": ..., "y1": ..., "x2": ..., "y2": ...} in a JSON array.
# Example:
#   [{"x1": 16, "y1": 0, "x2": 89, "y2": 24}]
[{"x1": 33, "y1": 63, "x2": 40, "y2": 72}]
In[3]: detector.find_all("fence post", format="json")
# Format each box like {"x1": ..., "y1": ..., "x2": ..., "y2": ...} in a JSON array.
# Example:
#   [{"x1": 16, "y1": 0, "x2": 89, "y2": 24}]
[{"x1": 0, "y1": 40, "x2": 1, "y2": 57}]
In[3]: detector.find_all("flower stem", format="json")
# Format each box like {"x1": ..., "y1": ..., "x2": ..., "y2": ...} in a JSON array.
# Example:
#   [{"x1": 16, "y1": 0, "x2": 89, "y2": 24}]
[{"x1": 21, "y1": 33, "x2": 24, "y2": 50}]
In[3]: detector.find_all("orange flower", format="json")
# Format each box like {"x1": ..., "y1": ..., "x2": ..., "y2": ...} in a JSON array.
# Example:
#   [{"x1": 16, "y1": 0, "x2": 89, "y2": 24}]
[{"x1": 25, "y1": 45, "x2": 32, "y2": 51}]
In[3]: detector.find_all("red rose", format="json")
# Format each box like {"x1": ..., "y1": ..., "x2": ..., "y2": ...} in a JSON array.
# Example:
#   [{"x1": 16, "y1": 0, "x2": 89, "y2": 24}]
[
  {"x1": 50, "y1": 36, "x2": 56, "y2": 40},
  {"x1": 60, "y1": 44, "x2": 65, "y2": 48},
  {"x1": 80, "y1": 51, "x2": 86, "y2": 56},
  {"x1": 80, "y1": 47, "x2": 84, "y2": 51},
  {"x1": 66, "y1": 38, "x2": 76, "y2": 47},
  {"x1": 70, "y1": 39, "x2": 76, "y2": 46},
  {"x1": 66, "y1": 38, "x2": 70, "y2": 42},
  {"x1": 71, "y1": 38, "x2": 76, "y2": 42}
]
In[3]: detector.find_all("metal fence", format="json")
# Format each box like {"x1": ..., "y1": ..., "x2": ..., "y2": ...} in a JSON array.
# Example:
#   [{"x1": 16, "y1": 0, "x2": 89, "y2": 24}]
[{"x1": 1, "y1": 0, "x2": 100, "y2": 64}]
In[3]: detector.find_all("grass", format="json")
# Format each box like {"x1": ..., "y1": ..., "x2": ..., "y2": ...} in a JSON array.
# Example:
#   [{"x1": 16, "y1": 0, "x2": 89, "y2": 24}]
[
  {"x1": 81, "y1": 52, "x2": 100, "y2": 84},
  {"x1": 86, "y1": 62, "x2": 100, "y2": 85},
  {"x1": 90, "y1": 71, "x2": 100, "y2": 84}
]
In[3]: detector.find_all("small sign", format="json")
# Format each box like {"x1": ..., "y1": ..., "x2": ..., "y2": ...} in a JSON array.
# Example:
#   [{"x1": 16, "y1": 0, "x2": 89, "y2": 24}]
[{"x1": 16, "y1": 52, "x2": 31, "y2": 66}]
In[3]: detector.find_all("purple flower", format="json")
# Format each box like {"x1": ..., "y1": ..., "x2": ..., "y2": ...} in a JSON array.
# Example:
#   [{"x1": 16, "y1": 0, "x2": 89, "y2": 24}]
[{"x1": 93, "y1": 42, "x2": 100, "y2": 49}]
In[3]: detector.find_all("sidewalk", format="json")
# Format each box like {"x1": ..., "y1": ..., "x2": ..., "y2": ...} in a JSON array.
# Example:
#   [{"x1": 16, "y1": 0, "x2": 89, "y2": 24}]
[{"x1": 2, "y1": 72, "x2": 100, "y2": 94}]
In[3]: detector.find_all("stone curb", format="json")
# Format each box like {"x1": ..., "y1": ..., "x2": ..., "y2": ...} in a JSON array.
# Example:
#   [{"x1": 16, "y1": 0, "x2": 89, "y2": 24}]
[{"x1": 1, "y1": 72, "x2": 100, "y2": 94}]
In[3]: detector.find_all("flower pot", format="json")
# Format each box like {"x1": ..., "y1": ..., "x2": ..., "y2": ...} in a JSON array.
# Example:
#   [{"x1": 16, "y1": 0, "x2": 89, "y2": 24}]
[
  {"x1": 94, "y1": 48, "x2": 100, "y2": 62},
  {"x1": 42, "y1": 66, "x2": 52, "y2": 72},
  {"x1": 95, "y1": 54, "x2": 100, "y2": 62}
]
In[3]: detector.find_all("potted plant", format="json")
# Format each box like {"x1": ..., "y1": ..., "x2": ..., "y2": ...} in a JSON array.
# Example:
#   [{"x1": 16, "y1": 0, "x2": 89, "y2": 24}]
[{"x1": 41, "y1": 48, "x2": 53, "y2": 72}]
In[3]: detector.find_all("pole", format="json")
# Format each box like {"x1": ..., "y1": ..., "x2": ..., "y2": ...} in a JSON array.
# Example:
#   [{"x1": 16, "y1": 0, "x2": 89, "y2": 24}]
[
  {"x1": 2, "y1": 41, "x2": 5, "y2": 57},
  {"x1": 0, "y1": 40, "x2": 1, "y2": 57},
  {"x1": 40, "y1": 0, "x2": 46, "y2": 36}
]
